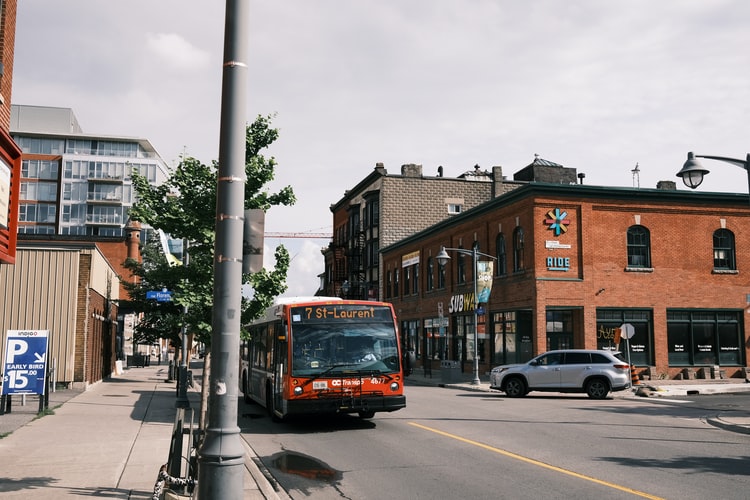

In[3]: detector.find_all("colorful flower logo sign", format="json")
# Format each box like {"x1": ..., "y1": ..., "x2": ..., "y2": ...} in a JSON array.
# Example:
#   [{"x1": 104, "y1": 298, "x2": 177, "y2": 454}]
[{"x1": 545, "y1": 208, "x2": 570, "y2": 236}]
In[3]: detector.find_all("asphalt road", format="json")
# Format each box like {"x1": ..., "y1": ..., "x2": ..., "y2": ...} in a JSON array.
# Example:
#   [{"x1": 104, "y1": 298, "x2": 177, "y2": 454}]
[{"x1": 239, "y1": 384, "x2": 750, "y2": 500}]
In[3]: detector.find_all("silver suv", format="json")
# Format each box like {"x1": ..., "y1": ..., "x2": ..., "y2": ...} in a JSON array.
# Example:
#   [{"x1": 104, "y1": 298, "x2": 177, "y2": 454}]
[{"x1": 489, "y1": 349, "x2": 631, "y2": 399}]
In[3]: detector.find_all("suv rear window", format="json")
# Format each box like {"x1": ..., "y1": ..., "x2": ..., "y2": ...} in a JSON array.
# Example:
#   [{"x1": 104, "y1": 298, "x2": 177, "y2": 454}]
[{"x1": 590, "y1": 353, "x2": 613, "y2": 364}]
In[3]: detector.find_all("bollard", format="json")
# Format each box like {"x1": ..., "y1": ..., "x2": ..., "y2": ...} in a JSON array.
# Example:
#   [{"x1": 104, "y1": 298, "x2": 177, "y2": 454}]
[
  {"x1": 630, "y1": 365, "x2": 640, "y2": 386},
  {"x1": 167, "y1": 360, "x2": 174, "y2": 382}
]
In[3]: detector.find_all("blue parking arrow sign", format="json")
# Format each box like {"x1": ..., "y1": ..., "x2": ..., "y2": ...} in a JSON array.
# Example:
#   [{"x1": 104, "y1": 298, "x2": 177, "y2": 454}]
[{"x1": 2, "y1": 330, "x2": 49, "y2": 395}]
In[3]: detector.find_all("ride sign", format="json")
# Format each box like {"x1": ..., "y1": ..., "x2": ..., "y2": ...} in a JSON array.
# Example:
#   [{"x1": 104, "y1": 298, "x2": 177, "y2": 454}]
[{"x1": 2, "y1": 330, "x2": 49, "y2": 395}]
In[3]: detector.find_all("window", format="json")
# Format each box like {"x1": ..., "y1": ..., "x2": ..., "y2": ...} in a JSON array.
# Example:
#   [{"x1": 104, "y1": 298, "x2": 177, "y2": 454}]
[
  {"x1": 546, "y1": 309, "x2": 573, "y2": 351},
  {"x1": 596, "y1": 309, "x2": 653, "y2": 366},
  {"x1": 448, "y1": 204, "x2": 462, "y2": 214},
  {"x1": 403, "y1": 266, "x2": 411, "y2": 296},
  {"x1": 21, "y1": 160, "x2": 59, "y2": 180},
  {"x1": 495, "y1": 233, "x2": 506, "y2": 276},
  {"x1": 713, "y1": 229, "x2": 736, "y2": 270},
  {"x1": 393, "y1": 269, "x2": 400, "y2": 298},
  {"x1": 492, "y1": 310, "x2": 534, "y2": 365},
  {"x1": 457, "y1": 247, "x2": 466, "y2": 284},
  {"x1": 513, "y1": 227, "x2": 524, "y2": 272},
  {"x1": 667, "y1": 310, "x2": 743, "y2": 366},
  {"x1": 564, "y1": 352, "x2": 591, "y2": 364},
  {"x1": 364, "y1": 198, "x2": 379, "y2": 227},
  {"x1": 426, "y1": 257, "x2": 434, "y2": 291},
  {"x1": 627, "y1": 225, "x2": 651, "y2": 268},
  {"x1": 19, "y1": 203, "x2": 56, "y2": 223},
  {"x1": 385, "y1": 270, "x2": 392, "y2": 299},
  {"x1": 15, "y1": 137, "x2": 64, "y2": 155},
  {"x1": 412, "y1": 263, "x2": 419, "y2": 295},
  {"x1": 437, "y1": 259, "x2": 446, "y2": 289},
  {"x1": 21, "y1": 182, "x2": 58, "y2": 202}
]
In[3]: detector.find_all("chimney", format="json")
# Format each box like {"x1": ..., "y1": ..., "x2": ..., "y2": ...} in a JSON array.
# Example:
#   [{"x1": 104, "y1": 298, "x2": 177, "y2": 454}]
[
  {"x1": 656, "y1": 180, "x2": 677, "y2": 190},
  {"x1": 492, "y1": 166, "x2": 505, "y2": 198},
  {"x1": 125, "y1": 219, "x2": 142, "y2": 262},
  {"x1": 401, "y1": 164, "x2": 423, "y2": 178}
]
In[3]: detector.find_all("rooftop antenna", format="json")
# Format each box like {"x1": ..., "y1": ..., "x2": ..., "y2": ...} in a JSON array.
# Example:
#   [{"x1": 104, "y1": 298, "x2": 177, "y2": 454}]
[{"x1": 631, "y1": 163, "x2": 640, "y2": 188}]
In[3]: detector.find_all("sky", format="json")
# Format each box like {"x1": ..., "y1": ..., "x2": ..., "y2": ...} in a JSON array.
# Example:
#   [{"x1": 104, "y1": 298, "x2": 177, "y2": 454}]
[{"x1": 12, "y1": 1, "x2": 750, "y2": 297}]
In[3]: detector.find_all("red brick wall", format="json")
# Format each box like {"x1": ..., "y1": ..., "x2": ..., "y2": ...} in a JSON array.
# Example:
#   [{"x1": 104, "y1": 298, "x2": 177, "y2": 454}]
[
  {"x1": 0, "y1": 0, "x2": 17, "y2": 129},
  {"x1": 385, "y1": 187, "x2": 750, "y2": 379}
]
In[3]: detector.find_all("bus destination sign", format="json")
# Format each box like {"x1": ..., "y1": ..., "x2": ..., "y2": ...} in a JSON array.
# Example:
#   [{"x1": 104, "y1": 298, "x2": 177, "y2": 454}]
[{"x1": 292, "y1": 305, "x2": 392, "y2": 323}]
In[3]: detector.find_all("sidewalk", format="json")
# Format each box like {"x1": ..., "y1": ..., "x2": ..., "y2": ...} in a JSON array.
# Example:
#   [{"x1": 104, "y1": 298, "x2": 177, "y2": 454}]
[
  {"x1": 0, "y1": 362, "x2": 283, "y2": 499},
  {"x1": 405, "y1": 367, "x2": 750, "y2": 435}
]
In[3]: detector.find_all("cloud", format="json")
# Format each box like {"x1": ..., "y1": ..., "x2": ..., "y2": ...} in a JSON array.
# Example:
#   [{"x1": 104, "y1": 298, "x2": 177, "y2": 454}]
[{"x1": 146, "y1": 33, "x2": 211, "y2": 71}]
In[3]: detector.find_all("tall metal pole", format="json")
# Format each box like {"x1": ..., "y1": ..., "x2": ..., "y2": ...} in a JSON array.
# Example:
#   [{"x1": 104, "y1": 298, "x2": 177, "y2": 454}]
[
  {"x1": 197, "y1": 1, "x2": 248, "y2": 498},
  {"x1": 176, "y1": 239, "x2": 190, "y2": 409},
  {"x1": 471, "y1": 247, "x2": 480, "y2": 385}
]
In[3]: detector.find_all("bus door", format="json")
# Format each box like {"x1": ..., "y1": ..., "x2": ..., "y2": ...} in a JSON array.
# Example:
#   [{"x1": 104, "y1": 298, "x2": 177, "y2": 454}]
[{"x1": 271, "y1": 321, "x2": 287, "y2": 413}]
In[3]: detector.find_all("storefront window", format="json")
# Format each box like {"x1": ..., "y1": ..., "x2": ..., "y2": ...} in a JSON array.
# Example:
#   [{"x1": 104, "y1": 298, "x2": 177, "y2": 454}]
[
  {"x1": 424, "y1": 318, "x2": 447, "y2": 360},
  {"x1": 596, "y1": 309, "x2": 653, "y2": 366},
  {"x1": 546, "y1": 309, "x2": 574, "y2": 351},
  {"x1": 401, "y1": 319, "x2": 420, "y2": 359},
  {"x1": 667, "y1": 310, "x2": 743, "y2": 366}
]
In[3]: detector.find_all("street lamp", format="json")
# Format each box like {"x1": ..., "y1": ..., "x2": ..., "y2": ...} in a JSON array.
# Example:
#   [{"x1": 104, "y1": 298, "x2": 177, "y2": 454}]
[
  {"x1": 677, "y1": 152, "x2": 750, "y2": 205},
  {"x1": 436, "y1": 245, "x2": 496, "y2": 386}
]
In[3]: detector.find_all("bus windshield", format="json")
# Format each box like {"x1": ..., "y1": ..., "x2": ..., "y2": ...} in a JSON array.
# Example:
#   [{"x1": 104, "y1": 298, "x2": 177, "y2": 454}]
[{"x1": 289, "y1": 304, "x2": 400, "y2": 376}]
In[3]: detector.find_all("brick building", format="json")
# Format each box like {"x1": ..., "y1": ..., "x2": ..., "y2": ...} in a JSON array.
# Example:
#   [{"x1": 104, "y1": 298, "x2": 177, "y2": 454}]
[
  {"x1": 321, "y1": 160, "x2": 534, "y2": 300},
  {"x1": 382, "y1": 180, "x2": 750, "y2": 381},
  {"x1": 0, "y1": 0, "x2": 22, "y2": 264}
]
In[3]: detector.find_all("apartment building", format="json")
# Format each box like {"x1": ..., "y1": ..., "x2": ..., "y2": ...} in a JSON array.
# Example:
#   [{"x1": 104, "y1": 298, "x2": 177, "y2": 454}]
[{"x1": 10, "y1": 104, "x2": 169, "y2": 238}]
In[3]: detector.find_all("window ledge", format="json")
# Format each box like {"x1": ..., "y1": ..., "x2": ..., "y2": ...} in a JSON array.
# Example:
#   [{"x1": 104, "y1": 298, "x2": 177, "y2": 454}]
[
  {"x1": 712, "y1": 269, "x2": 739, "y2": 275},
  {"x1": 624, "y1": 267, "x2": 653, "y2": 273}
]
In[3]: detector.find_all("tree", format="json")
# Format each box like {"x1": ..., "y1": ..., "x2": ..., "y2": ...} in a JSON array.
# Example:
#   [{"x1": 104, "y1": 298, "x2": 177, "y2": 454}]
[{"x1": 123, "y1": 115, "x2": 295, "y2": 350}]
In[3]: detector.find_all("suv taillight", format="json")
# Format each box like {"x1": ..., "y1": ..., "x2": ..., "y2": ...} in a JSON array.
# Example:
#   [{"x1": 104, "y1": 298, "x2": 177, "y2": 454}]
[{"x1": 613, "y1": 364, "x2": 630, "y2": 370}]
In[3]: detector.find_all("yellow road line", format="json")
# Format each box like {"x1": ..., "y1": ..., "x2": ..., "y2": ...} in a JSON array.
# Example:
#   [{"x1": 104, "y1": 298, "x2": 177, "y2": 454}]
[{"x1": 408, "y1": 422, "x2": 664, "y2": 500}]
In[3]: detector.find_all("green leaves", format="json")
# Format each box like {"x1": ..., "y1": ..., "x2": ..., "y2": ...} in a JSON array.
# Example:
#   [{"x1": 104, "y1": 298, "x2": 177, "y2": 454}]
[{"x1": 125, "y1": 115, "x2": 295, "y2": 347}]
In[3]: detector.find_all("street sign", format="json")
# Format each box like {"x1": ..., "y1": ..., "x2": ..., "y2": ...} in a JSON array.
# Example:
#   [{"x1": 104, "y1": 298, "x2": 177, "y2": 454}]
[
  {"x1": 146, "y1": 289, "x2": 172, "y2": 302},
  {"x1": 2, "y1": 330, "x2": 49, "y2": 395}
]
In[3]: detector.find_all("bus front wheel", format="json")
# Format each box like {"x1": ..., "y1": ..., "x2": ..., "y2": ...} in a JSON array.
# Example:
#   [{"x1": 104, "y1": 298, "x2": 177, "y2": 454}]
[{"x1": 358, "y1": 410, "x2": 375, "y2": 419}]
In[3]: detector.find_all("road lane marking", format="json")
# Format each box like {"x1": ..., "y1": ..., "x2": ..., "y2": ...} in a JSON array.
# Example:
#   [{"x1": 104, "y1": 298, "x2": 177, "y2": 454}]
[{"x1": 408, "y1": 422, "x2": 664, "y2": 500}]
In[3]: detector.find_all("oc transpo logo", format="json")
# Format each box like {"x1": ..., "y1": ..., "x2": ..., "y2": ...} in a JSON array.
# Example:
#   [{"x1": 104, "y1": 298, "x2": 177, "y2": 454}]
[{"x1": 545, "y1": 208, "x2": 570, "y2": 236}]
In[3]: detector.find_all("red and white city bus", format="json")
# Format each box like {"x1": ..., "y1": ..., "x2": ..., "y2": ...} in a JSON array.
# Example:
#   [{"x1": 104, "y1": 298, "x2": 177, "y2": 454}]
[{"x1": 240, "y1": 297, "x2": 407, "y2": 421}]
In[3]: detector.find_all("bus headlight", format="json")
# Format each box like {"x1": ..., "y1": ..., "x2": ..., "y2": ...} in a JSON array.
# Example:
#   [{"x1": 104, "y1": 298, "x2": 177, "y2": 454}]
[
  {"x1": 390, "y1": 382, "x2": 400, "y2": 392},
  {"x1": 294, "y1": 386, "x2": 303, "y2": 396}
]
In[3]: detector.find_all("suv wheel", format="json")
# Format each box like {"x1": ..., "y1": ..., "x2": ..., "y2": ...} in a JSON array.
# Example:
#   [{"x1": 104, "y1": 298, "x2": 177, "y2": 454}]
[
  {"x1": 504, "y1": 377, "x2": 527, "y2": 397},
  {"x1": 585, "y1": 378, "x2": 610, "y2": 399}
]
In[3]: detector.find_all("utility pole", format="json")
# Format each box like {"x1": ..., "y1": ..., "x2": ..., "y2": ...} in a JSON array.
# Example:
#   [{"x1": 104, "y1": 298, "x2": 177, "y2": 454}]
[{"x1": 197, "y1": 1, "x2": 248, "y2": 498}]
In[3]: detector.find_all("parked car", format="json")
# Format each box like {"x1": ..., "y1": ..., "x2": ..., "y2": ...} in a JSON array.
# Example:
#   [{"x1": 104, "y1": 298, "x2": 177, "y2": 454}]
[{"x1": 489, "y1": 349, "x2": 631, "y2": 399}]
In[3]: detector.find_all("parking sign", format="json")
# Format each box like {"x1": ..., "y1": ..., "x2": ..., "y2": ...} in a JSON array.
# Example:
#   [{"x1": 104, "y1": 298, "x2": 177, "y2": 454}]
[{"x1": 2, "y1": 330, "x2": 49, "y2": 395}]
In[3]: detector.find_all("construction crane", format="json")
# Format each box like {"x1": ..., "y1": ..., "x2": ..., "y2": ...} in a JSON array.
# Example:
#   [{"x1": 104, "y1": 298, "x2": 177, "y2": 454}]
[{"x1": 265, "y1": 232, "x2": 332, "y2": 239}]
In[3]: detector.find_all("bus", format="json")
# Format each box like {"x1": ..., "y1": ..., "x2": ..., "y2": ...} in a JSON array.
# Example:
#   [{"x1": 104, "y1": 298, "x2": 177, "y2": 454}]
[{"x1": 240, "y1": 297, "x2": 406, "y2": 421}]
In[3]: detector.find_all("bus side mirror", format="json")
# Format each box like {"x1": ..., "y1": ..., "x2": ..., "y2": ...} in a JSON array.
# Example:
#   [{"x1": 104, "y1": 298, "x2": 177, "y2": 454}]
[{"x1": 404, "y1": 350, "x2": 416, "y2": 376}]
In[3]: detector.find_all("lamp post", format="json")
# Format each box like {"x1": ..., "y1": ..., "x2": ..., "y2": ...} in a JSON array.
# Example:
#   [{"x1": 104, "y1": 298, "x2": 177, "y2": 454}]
[
  {"x1": 436, "y1": 245, "x2": 495, "y2": 386},
  {"x1": 676, "y1": 152, "x2": 750, "y2": 206}
]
